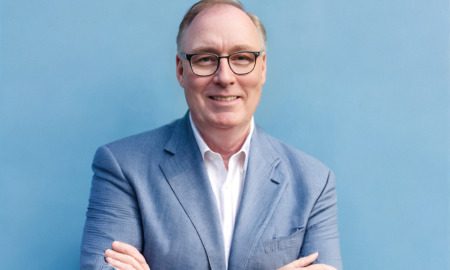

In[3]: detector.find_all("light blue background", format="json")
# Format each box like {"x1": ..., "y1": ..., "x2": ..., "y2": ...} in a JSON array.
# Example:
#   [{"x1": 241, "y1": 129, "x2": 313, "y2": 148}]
[{"x1": 1, "y1": 0, "x2": 449, "y2": 269}]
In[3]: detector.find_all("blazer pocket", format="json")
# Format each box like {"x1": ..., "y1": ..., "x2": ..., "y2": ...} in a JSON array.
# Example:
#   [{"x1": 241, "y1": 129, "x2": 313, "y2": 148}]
[{"x1": 263, "y1": 227, "x2": 305, "y2": 253}]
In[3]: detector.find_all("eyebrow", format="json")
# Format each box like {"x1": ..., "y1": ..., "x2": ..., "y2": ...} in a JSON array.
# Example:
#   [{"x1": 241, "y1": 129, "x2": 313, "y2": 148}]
[{"x1": 189, "y1": 45, "x2": 260, "y2": 54}]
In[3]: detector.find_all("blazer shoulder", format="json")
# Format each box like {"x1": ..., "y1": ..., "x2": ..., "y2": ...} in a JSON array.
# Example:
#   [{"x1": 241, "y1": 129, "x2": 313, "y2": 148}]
[
  {"x1": 90, "y1": 117, "x2": 188, "y2": 179},
  {"x1": 255, "y1": 126, "x2": 331, "y2": 175},
  {"x1": 101, "y1": 118, "x2": 180, "y2": 154}
]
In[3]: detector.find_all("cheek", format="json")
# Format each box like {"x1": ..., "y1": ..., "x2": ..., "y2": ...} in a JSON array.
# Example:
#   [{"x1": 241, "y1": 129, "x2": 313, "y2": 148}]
[
  {"x1": 251, "y1": 90, "x2": 262, "y2": 107},
  {"x1": 183, "y1": 80, "x2": 207, "y2": 103},
  {"x1": 243, "y1": 76, "x2": 263, "y2": 95},
  {"x1": 185, "y1": 77, "x2": 211, "y2": 94},
  {"x1": 184, "y1": 87, "x2": 199, "y2": 103},
  {"x1": 243, "y1": 78, "x2": 263, "y2": 109}
]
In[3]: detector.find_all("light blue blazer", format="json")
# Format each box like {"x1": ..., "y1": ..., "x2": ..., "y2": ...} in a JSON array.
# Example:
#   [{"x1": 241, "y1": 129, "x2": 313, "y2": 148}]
[{"x1": 80, "y1": 113, "x2": 342, "y2": 269}]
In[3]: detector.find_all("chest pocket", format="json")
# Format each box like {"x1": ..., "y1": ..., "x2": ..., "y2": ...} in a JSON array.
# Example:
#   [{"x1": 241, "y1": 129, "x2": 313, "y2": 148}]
[{"x1": 263, "y1": 227, "x2": 305, "y2": 253}]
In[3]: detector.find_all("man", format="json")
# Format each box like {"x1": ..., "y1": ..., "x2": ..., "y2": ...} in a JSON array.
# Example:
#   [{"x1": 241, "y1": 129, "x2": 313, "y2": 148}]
[{"x1": 80, "y1": 1, "x2": 342, "y2": 269}]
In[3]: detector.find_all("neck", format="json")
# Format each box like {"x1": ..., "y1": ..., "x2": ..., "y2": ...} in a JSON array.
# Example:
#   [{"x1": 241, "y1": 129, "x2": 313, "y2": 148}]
[{"x1": 195, "y1": 121, "x2": 251, "y2": 170}]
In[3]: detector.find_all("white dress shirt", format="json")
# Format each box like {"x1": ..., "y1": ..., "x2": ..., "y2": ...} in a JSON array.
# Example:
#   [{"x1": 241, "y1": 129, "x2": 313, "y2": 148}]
[{"x1": 190, "y1": 114, "x2": 254, "y2": 266}]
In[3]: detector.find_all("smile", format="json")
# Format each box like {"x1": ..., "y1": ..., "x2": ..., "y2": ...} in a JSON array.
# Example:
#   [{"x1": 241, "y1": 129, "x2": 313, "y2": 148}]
[{"x1": 210, "y1": 96, "x2": 239, "y2": 101}]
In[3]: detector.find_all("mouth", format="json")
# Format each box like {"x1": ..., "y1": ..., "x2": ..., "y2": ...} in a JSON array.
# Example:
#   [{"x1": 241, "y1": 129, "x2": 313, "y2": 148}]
[{"x1": 209, "y1": 96, "x2": 239, "y2": 101}]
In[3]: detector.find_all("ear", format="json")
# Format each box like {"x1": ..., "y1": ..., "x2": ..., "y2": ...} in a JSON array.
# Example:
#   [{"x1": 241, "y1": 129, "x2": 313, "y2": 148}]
[
  {"x1": 261, "y1": 52, "x2": 267, "y2": 85},
  {"x1": 176, "y1": 54, "x2": 185, "y2": 87}
]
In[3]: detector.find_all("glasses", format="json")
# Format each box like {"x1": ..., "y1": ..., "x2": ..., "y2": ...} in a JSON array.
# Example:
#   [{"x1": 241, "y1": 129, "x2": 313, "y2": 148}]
[{"x1": 180, "y1": 51, "x2": 262, "y2": 77}]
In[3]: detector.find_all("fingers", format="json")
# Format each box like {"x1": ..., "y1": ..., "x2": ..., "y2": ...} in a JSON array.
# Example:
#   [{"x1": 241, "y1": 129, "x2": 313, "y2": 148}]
[
  {"x1": 277, "y1": 252, "x2": 318, "y2": 269},
  {"x1": 295, "y1": 252, "x2": 319, "y2": 267},
  {"x1": 112, "y1": 241, "x2": 148, "y2": 266},
  {"x1": 105, "y1": 255, "x2": 142, "y2": 270},
  {"x1": 304, "y1": 264, "x2": 337, "y2": 270},
  {"x1": 294, "y1": 253, "x2": 337, "y2": 270},
  {"x1": 104, "y1": 241, "x2": 150, "y2": 270}
]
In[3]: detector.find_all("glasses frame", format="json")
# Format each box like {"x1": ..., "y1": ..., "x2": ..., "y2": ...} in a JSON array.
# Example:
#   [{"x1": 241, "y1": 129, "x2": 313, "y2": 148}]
[{"x1": 180, "y1": 51, "x2": 262, "y2": 77}]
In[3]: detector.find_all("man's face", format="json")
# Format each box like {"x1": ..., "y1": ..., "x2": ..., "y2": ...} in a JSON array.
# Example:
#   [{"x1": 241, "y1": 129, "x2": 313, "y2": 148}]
[{"x1": 176, "y1": 4, "x2": 266, "y2": 134}]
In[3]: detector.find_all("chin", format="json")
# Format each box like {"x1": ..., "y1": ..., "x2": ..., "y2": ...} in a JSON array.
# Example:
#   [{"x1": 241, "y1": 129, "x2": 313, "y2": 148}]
[{"x1": 209, "y1": 115, "x2": 246, "y2": 130}]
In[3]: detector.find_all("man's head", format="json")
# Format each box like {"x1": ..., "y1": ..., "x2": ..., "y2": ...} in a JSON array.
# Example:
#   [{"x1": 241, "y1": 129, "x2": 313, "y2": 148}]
[{"x1": 176, "y1": 0, "x2": 267, "y2": 134}]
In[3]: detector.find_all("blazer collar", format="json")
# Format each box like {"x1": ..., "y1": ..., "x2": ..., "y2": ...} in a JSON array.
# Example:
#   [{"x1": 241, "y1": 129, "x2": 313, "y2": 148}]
[{"x1": 159, "y1": 113, "x2": 226, "y2": 270}]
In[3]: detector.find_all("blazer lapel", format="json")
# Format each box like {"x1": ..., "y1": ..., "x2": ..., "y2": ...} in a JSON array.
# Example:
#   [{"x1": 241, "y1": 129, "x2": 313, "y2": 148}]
[
  {"x1": 228, "y1": 127, "x2": 288, "y2": 269},
  {"x1": 159, "y1": 114, "x2": 226, "y2": 270}
]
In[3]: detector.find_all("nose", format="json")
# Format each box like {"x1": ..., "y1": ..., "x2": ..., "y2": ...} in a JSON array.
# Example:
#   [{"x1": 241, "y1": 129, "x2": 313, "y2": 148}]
[{"x1": 212, "y1": 58, "x2": 235, "y2": 87}]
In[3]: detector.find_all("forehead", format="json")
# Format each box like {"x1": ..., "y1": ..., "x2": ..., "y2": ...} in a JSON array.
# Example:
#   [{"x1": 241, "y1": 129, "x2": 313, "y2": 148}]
[{"x1": 182, "y1": 4, "x2": 262, "y2": 53}]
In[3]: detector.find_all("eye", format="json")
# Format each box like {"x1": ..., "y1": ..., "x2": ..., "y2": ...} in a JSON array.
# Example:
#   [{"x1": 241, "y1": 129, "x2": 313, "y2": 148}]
[
  {"x1": 191, "y1": 54, "x2": 217, "y2": 66},
  {"x1": 236, "y1": 55, "x2": 249, "y2": 61},
  {"x1": 199, "y1": 56, "x2": 212, "y2": 62},
  {"x1": 230, "y1": 52, "x2": 254, "y2": 66}
]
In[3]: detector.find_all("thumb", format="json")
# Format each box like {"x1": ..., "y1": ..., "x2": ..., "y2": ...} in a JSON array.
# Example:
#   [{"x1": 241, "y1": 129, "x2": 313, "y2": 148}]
[{"x1": 292, "y1": 252, "x2": 319, "y2": 267}]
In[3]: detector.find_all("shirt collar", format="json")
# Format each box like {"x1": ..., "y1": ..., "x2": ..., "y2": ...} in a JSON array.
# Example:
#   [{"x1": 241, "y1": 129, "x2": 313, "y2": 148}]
[{"x1": 189, "y1": 113, "x2": 254, "y2": 167}]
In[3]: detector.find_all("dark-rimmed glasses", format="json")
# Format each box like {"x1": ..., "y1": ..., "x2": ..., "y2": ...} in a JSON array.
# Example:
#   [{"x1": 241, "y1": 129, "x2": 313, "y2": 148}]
[{"x1": 179, "y1": 51, "x2": 262, "y2": 77}]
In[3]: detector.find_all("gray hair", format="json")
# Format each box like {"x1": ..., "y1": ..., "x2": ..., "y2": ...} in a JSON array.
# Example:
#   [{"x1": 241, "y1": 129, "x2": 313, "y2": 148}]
[{"x1": 176, "y1": 0, "x2": 267, "y2": 52}]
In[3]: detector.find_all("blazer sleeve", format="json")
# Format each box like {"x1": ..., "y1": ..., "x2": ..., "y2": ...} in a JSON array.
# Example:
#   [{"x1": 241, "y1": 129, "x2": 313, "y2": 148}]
[
  {"x1": 80, "y1": 145, "x2": 143, "y2": 270},
  {"x1": 300, "y1": 170, "x2": 343, "y2": 270}
]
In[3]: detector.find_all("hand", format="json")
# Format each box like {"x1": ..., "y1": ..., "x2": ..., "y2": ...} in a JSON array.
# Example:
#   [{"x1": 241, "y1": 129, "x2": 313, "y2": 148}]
[
  {"x1": 105, "y1": 241, "x2": 150, "y2": 270},
  {"x1": 277, "y1": 252, "x2": 337, "y2": 270}
]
